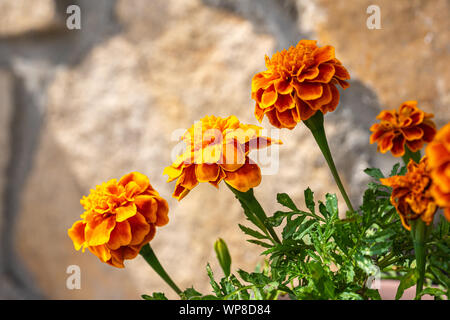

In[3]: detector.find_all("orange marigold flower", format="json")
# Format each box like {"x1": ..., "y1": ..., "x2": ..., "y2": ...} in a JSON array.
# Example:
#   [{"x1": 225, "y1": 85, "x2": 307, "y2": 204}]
[
  {"x1": 380, "y1": 158, "x2": 437, "y2": 230},
  {"x1": 68, "y1": 172, "x2": 169, "y2": 268},
  {"x1": 426, "y1": 123, "x2": 450, "y2": 221},
  {"x1": 163, "y1": 115, "x2": 281, "y2": 200},
  {"x1": 370, "y1": 101, "x2": 436, "y2": 157},
  {"x1": 251, "y1": 39, "x2": 350, "y2": 129}
]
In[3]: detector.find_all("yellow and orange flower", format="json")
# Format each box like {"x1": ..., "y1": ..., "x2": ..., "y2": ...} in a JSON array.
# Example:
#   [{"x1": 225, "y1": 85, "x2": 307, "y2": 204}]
[
  {"x1": 370, "y1": 101, "x2": 436, "y2": 157},
  {"x1": 164, "y1": 115, "x2": 281, "y2": 200},
  {"x1": 426, "y1": 123, "x2": 450, "y2": 221},
  {"x1": 380, "y1": 158, "x2": 437, "y2": 230},
  {"x1": 68, "y1": 172, "x2": 169, "y2": 268},
  {"x1": 251, "y1": 39, "x2": 350, "y2": 129}
]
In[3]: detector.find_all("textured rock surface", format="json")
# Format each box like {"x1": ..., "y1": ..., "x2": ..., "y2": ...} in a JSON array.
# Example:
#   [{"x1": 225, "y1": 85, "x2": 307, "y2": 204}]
[
  {"x1": 0, "y1": 0, "x2": 59, "y2": 37},
  {"x1": 15, "y1": 127, "x2": 140, "y2": 299},
  {"x1": 0, "y1": 0, "x2": 448, "y2": 299},
  {"x1": 310, "y1": 0, "x2": 450, "y2": 126},
  {"x1": 45, "y1": 0, "x2": 279, "y2": 298},
  {"x1": 0, "y1": 69, "x2": 13, "y2": 269},
  {"x1": 0, "y1": 69, "x2": 32, "y2": 299}
]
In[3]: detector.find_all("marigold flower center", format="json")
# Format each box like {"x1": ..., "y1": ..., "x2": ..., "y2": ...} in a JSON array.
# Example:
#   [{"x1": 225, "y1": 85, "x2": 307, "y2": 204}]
[{"x1": 266, "y1": 44, "x2": 315, "y2": 79}]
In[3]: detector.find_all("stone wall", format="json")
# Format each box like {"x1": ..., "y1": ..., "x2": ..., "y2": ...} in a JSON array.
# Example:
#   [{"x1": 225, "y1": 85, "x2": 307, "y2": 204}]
[{"x1": 0, "y1": 0, "x2": 448, "y2": 299}]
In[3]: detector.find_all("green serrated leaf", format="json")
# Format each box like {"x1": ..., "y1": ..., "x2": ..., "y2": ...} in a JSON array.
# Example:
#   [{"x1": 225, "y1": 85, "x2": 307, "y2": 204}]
[
  {"x1": 365, "y1": 289, "x2": 382, "y2": 300},
  {"x1": 229, "y1": 274, "x2": 243, "y2": 288},
  {"x1": 252, "y1": 286, "x2": 264, "y2": 300},
  {"x1": 308, "y1": 261, "x2": 335, "y2": 299},
  {"x1": 282, "y1": 215, "x2": 306, "y2": 239},
  {"x1": 325, "y1": 193, "x2": 338, "y2": 219},
  {"x1": 247, "y1": 239, "x2": 273, "y2": 248},
  {"x1": 199, "y1": 295, "x2": 221, "y2": 300},
  {"x1": 304, "y1": 188, "x2": 315, "y2": 214},
  {"x1": 364, "y1": 227, "x2": 396, "y2": 243},
  {"x1": 354, "y1": 252, "x2": 378, "y2": 275},
  {"x1": 206, "y1": 263, "x2": 222, "y2": 297},
  {"x1": 389, "y1": 163, "x2": 401, "y2": 177},
  {"x1": 277, "y1": 193, "x2": 299, "y2": 211},
  {"x1": 292, "y1": 220, "x2": 317, "y2": 241},
  {"x1": 235, "y1": 196, "x2": 267, "y2": 233},
  {"x1": 362, "y1": 241, "x2": 392, "y2": 256},
  {"x1": 229, "y1": 274, "x2": 250, "y2": 300},
  {"x1": 237, "y1": 270, "x2": 271, "y2": 286},
  {"x1": 267, "y1": 210, "x2": 292, "y2": 227},
  {"x1": 338, "y1": 292, "x2": 363, "y2": 300},
  {"x1": 318, "y1": 201, "x2": 328, "y2": 219},
  {"x1": 364, "y1": 168, "x2": 385, "y2": 179},
  {"x1": 305, "y1": 249, "x2": 321, "y2": 262},
  {"x1": 141, "y1": 292, "x2": 168, "y2": 300},
  {"x1": 237, "y1": 269, "x2": 252, "y2": 283},
  {"x1": 220, "y1": 277, "x2": 236, "y2": 296},
  {"x1": 182, "y1": 287, "x2": 203, "y2": 300},
  {"x1": 395, "y1": 269, "x2": 417, "y2": 300},
  {"x1": 418, "y1": 287, "x2": 447, "y2": 299},
  {"x1": 238, "y1": 224, "x2": 268, "y2": 240},
  {"x1": 341, "y1": 263, "x2": 355, "y2": 282},
  {"x1": 430, "y1": 266, "x2": 450, "y2": 288},
  {"x1": 398, "y1": 165, "x2": 407, "y2": 176}
]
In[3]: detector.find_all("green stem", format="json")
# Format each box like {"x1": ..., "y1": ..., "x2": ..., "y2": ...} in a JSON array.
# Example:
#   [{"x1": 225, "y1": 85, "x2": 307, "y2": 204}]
[
  {"x1": 304, "y1": 111, "x2": 355, "y2": 213},
  {"x1": 139, "y1": 243, "x2": 182, "y2": 297},
  {"x1": 378, "y1": 251, "x2": 395, "y2": 268},
  {"x1": 227, "y1": 184, "x2": 281, "y2": 244},
  {"x1": 379, "y1": 256, "x2": 405, "y2": 270},
  {"x1": 402, "y1": 146, "x2": 421, "y2": 165},
  {"x1": 410, "y1": 219, "x2": 428, "y2": 299}
]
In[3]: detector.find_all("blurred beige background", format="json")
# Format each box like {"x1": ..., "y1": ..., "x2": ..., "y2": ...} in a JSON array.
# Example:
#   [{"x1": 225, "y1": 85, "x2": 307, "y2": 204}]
[{"x1": 0, "y1": 0, "x2": 448, "y2": 299}]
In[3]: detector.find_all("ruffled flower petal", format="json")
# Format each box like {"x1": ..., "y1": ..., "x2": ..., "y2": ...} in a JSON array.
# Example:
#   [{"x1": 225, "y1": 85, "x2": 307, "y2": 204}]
[
  {"x1": 261, "y1": 85, "x2": 278, "y2": 108},
  {"x1": 314, "y1": 45, "x2": 335, "y2": 64},
  {"x1": 115, "y1": 203, "x2": 137, "y2": 222},
  {"x1": 88, "y1": 245, "x2": 111, "y2": 263},
  {"x1": 107, "y1": 220, "x2": 132, "y2": 250},
  {"x1": 119, "y1": 172, "x2": 149, "y2": 193},
  {"x1": 293, "y1": 82, "x2": 323, "y2": 100},
  {"x1": 401, "y1": 127, "x2": 423, "y2": 141},
  {"x1": 68, "y1": 220, "x2": 86, "y2": 251},
  {"x1": 251, "y1": 40, "x2": 350, "y2": 129},
  {"x1": 155, "y1": 198, "x2": 169, "y2": 227},
  {"x1": 274, "y1": 79, "x2": 293, "y2": 94},
  {"x1": 85, "y1": 215, "x2": 116, "y2": 247},
  {"x1": 311, "y1": 64, "x2": 335, "y2": 83},
  {"x1": 224, "y1": 162, "x2": 262, "y2": 192},
  {"x1": 128, "y1": 212, "x2": 151, "y2": 246},
  {"x1": 195, "y1": 163, "x2": 220, "y2": 182}
]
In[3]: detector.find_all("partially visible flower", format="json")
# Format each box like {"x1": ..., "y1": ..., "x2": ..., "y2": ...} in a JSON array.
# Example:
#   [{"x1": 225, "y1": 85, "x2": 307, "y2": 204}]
[
  {"x1": 68, "y1": 172, "x2": 169, "y2": 268},
  {"x1": 251, "y1": 39, "x2": 350, "y2": 129},
  {"x1": 380, "y1": 157, "x2": 437, "y2": 230},
  {"x1": 426, "y1": 123, "x2": 450, "y2": 221},
  {"x1": 370, "y1": 101, "x2": 436, "y2": 157},
  {"x1": 163, "y1": 115, "x2": 281, "y2": 200}
]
